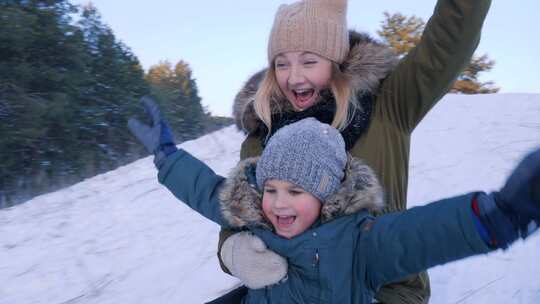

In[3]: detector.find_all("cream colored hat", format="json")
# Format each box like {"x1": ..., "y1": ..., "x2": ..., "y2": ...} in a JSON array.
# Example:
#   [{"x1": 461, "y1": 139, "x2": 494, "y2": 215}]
[{"x1": 267, "y1": 0, "x2": 349, "y2": 64}]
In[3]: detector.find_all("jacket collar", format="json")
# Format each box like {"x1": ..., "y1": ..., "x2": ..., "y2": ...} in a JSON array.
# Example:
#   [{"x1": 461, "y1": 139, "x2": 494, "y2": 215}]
[{"x1": 219, "y1": 155, "x2": 384, "y2": 230}]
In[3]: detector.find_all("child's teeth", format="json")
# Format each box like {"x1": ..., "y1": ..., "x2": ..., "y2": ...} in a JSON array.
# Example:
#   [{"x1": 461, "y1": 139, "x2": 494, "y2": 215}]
[{"x1": 278, "y1": 216, "x2": 295, "y2": 225}]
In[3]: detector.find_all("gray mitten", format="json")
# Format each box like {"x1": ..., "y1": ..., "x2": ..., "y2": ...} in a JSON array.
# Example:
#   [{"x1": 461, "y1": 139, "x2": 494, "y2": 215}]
[{"x1": 220, "y1": 231, "x2": 287, "y2": 289}]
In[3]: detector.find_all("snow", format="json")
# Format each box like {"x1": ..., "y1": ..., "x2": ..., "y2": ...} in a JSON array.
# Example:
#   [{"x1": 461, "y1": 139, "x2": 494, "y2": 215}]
[{"x1": 1, "y1": 93, "x2": 539, "y2": 304}]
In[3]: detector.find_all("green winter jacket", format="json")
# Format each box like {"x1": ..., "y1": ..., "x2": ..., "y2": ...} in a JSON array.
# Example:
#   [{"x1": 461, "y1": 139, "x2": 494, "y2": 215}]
[
  {"x1": 222, "y1": 0, "x2": 491, "y2": 301},
  {"x1": 158, "y1": 150, "x2": 493, "y2": 304}
]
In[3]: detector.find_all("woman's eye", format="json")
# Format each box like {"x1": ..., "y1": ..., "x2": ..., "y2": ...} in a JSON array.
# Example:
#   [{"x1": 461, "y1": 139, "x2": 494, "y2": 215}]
[
  {"x1": 275, "y1": 62, "x2": 288, "y2": 69},
  {"x1": 264, "y1": 188, "x2": 276, "y2": 194},
  {"x1": 304, "y1": 61, "x2": 317, "y2": 65},
  {"x1": 289, "y1": 190, "x2": 302, "y2": 195}
]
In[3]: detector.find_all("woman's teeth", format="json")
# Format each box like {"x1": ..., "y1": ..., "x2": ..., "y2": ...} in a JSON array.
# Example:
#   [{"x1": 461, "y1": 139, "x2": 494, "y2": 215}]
[{"x1": 293, "y1": 89, "x2": 315, "y2": 103}]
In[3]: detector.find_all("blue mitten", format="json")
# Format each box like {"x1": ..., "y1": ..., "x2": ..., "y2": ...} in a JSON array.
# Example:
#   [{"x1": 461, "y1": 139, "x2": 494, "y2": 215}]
[
  {"x1": 475, "y1": 148, "x2": 540, "y2": 249},
  {"x1": 128, "y1": 96, "x2": 178, "y2": 169}
]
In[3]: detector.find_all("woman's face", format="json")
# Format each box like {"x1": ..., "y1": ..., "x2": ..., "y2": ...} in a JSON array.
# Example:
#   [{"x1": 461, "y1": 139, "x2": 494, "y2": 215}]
[
  {"x1": 262, "y1": 179, "x2": 322, "y2": 239},
  {"x1": 274, "y1": 51, "x2": 333, "y2": 111}
]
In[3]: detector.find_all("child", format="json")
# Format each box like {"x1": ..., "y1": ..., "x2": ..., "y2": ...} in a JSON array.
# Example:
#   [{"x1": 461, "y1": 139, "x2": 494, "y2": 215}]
[{"x1": 128, "y1": 99, "x2": 540, "y2": 304}]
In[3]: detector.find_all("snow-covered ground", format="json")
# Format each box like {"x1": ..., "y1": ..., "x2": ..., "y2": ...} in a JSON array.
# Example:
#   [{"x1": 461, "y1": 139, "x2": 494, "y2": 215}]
[{"x1": 1, "y1": 93, "x2": 539, "y2": 304}]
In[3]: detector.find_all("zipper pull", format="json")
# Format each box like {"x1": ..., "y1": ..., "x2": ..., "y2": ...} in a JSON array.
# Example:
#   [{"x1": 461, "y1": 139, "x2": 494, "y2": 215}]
[{"x1": 312, "y1": 249, "x2": 320, "y2": 267}]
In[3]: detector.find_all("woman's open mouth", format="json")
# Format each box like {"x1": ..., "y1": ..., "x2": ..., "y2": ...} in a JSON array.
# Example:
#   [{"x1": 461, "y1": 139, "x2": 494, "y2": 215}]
[{"x1": 292, "y1": 89, "x2": 316, "y2": 109}]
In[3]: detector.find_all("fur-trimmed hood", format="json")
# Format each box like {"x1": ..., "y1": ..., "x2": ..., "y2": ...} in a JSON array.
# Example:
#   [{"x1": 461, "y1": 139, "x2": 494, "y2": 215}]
[
  {"x1": 232, "y1": 31, "x2": 398, "y2": 134},
  {"x1": 219, "y1": 155, "x2": 384, "y2": 230}
]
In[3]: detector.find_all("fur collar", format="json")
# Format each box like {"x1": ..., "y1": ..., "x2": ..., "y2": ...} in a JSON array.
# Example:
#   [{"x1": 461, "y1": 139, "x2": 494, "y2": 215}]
[
  {"x1": 219, "y1": 156, "x2": 384, "y2": 230},
  {"x1": 232, "y1": 31, "x2": 398, "y2": 134}
]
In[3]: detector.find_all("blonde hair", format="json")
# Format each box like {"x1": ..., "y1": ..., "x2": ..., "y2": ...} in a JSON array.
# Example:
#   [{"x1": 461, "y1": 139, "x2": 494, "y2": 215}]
[{"x1": 253, "y1": 63, "x2": 356, "y2": 133}]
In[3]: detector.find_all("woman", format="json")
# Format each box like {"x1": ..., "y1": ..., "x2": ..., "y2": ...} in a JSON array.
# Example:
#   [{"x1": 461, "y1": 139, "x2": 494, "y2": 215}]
[{"x1": 214, "y1": 0, "x2": 492, "y2": 303}]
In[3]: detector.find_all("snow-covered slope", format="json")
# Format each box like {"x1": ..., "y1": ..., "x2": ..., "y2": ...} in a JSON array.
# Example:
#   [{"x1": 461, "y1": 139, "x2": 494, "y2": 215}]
[{"x1": 1, "y1": 93, "x2": 539, "y2": 304}]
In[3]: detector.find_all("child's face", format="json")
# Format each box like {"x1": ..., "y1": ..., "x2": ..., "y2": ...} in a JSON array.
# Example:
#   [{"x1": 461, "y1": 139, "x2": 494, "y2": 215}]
[
  {"x1": 262, "y1": 179, "x2": 322, "y2": 239},
  {"x1": 274, "y1": 51, "x2": 332, "y2": 111}
]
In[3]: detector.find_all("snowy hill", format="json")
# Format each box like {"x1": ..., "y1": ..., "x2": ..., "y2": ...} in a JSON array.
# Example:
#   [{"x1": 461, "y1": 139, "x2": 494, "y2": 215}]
[{"x1": 1, "y1": 93, "x2": 539, "y2": 304}]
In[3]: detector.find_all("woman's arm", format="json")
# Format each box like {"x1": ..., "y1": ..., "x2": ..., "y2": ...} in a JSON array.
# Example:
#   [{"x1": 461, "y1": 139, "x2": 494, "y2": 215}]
[{"x1": 377, "y1": 0, "x2": 492, "y2": 133}]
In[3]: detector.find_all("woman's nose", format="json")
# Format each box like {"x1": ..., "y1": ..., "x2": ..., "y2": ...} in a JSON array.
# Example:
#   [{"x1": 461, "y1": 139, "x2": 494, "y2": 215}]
[{"x1": 288, "y1": 65, "x2": 305, "y2": 86}]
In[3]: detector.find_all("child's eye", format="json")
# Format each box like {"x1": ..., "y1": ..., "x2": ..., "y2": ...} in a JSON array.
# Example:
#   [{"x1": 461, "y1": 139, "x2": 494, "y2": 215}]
[
  {"x1": 289, "y1": 190, "x2": 302, "y2": 195},
  {"x1": 264, "y1": 188, "x2": 276, "y2": 194}
]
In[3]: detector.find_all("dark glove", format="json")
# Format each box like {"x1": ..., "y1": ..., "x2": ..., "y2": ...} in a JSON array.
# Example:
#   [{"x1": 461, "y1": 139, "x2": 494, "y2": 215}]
[
  {"x1": 475, "y1": 148, "x2": 540, "y2": 249},
  {"x1": 127, "y1": 96, "x2": 178, "y2": 169}
]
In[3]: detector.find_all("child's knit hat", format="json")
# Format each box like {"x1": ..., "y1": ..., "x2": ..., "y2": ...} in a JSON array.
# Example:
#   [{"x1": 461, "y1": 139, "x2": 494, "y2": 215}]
[
  {"x1": 256, "y1": 118, "x2": 347, "y2": 201},
  {"x1": 267, "y1": 0, "x2": 349, "y2": 64}
]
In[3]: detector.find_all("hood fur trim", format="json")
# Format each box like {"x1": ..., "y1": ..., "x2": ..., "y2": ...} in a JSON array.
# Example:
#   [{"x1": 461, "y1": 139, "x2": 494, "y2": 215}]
[
  {"x1": 219, "y1": 157, "x2": 272, "y2": 229},
  {"x1": 232, "y1": 31, "x2": 398, "y2": 134},
  {"x1": 219, "y1": 156, "x2": 384, "y2": 229}
]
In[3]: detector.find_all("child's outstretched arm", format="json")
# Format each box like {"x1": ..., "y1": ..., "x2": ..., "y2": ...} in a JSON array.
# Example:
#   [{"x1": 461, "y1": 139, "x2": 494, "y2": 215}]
[
  {"x1": 360, "y1": 148, "x2": 540, "y2": 292},
  {"x1": 157, "y1": 149, "x2": 227, "y2": 225},
  {"x1": 128, "y1": 97, "x2": 227, "y2": 226}
]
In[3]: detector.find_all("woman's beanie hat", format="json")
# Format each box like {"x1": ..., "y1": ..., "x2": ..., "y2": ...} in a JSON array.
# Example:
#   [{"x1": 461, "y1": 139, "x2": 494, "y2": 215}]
[
  {"x1": 267, "y1": 0, "x2": 349, "y2": 64},
  {"x1": 256, "y1": 118, "x2": 347, "y2": 201}
]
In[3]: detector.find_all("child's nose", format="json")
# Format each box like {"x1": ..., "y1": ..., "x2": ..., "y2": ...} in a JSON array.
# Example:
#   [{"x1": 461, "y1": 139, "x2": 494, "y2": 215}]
[{"x1": 273, "y1": 197, "x2": 288, "y2": 209}]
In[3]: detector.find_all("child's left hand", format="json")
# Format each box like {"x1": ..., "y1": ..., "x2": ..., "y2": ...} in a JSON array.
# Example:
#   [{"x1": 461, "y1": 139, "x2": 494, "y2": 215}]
[
  {"x1": 475, "y1": 148, "x2": 540, "y2": 249},
  {"x1": 494, "y1": 147, "x2": 540, "y2": 236}
]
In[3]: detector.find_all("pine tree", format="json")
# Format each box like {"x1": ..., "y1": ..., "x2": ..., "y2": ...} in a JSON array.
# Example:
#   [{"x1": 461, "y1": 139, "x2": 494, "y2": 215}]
[
  {"x1": 77, "y1": 3, "x2": 149, "y2": 169},
  {"x1": 146, "y1": 60, "x2": 207, "y2": 142},
  {"x1": 378, "y1": 12, "x2": 423, "y2": 56},
  {"x1": 0, "y1": 0, "x2": 88, "y2": 204},
  {"x1": 377, "y1": 12, "x2": 499, "y2": 94},
  {"x1": 0, "y1": 1, "x2": 223, "y2": 206},
  {"x1": 450, "y1": 55, "x2": 499, "y2": 94},
  {"x1": 0, "y1": 1, "x2": 149, "y2": 206}
]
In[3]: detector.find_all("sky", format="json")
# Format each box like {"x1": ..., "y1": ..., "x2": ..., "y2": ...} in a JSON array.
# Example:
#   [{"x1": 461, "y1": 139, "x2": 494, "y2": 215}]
[
  {"x1": 70, "y1": 1, "x2": 540, "y2": 116},
  {"x1": 1, "y1": 93, "x2": 540, "y2": 303}
]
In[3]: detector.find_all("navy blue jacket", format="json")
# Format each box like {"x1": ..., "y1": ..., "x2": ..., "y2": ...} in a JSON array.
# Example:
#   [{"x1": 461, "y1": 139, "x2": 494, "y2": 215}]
[{"x1": 159, "y1": 150, "x2": 492, "y2": 303}]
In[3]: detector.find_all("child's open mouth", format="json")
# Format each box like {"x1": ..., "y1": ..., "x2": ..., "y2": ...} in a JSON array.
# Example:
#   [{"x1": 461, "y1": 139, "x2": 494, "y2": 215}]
[
  {"x1": 277, "y1": 215, "x2": 296, "y2": 229},
  {"x1": 292, "y1": 89, "x2": 315, "y2": 109}
]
